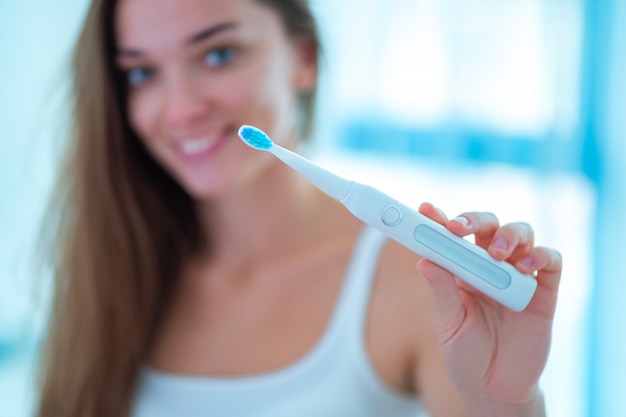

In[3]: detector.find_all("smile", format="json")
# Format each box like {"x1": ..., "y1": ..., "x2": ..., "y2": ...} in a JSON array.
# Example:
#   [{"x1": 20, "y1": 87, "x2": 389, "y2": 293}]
[{"x1": 180, "y1": 137, "x2": 216, "y2": 155}]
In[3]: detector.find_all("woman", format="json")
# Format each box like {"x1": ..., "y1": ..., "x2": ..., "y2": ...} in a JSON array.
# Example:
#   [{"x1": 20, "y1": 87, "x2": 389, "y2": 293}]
[{"x1": 37, "y1": 0, "x2": 562, "y2": 416}]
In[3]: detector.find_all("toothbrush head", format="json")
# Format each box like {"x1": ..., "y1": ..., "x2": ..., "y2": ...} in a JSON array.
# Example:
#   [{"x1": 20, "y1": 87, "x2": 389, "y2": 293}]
[{"x1": 238, "y1": 125, "x2": 273, "y2": 150}]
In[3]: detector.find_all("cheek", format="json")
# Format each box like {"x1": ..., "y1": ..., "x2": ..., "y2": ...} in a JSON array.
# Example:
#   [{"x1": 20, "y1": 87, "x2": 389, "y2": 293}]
[
  {"x1": 214, "y1": 69, "x2": 265, "y2": 107},
  {"x1": 126, "y1": 90, "x2": 174, "y2": 168},
  {"x1": 126, "y1": 89, "x2": 168, "y2": 165},
  {"x1": 225, "y1": 64, "x2": 296, "y2": 132},
  {"x1": 127, "y1": 91, "x2": 153, "y2": 140}
]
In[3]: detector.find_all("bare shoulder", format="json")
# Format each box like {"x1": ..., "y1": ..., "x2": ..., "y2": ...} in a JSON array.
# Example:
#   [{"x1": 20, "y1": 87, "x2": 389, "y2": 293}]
[
  {"x1": 366, "y1": 238, "x2": 437, "y2": 393},
  {"x1": 374, "y1": 239, "x2": 437, "y2": 343},
  {"x1": 369, "y1": 238, "x2": 465, "y2": 413}
]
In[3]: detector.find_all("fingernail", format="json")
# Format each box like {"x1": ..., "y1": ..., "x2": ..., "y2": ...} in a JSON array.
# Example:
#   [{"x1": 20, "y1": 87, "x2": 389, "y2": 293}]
[
  {"x1": 453, "y1": 216, "x2": 469, "y2": 227},
  {"x1": 492, "y1": 238, "x2": 508, "y2": 252},
  {"x1": 519, "y1": 257, "x2": 534, "y2": 268}
]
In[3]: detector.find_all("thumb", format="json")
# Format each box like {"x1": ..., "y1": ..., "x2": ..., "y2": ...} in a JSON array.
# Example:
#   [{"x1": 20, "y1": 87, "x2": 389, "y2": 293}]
[{"x1": 417, "y1": 259, "x2": 466, "y2": 333}]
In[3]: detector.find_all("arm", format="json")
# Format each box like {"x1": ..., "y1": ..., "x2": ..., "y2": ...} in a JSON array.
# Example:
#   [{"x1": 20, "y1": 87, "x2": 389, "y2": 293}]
[{"x1": 416, "y1": 203, "x2": 561, "y2": 417}]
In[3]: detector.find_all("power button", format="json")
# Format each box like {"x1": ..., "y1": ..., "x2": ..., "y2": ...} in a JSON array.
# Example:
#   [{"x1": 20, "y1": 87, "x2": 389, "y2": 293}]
[{"x1": 382, "y1": 205, "x2": 402, "y2": 226}]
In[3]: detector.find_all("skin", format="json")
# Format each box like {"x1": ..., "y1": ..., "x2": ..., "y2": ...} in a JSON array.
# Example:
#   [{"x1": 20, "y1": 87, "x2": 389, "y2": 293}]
[{"x1": 115, "y1": 0, "x2": 562, "y2": 416}]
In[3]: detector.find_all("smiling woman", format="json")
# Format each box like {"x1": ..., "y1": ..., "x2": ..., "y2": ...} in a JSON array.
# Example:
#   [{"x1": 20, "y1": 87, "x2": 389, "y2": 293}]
[
  {"x1": 37, "y1": 1, "x2": 320, "y2": 415},
  {"x1": 35, "y1": 1, "x2": 562, "y2": 417},
  {"x1": 113, "y1": 0, "x2": 317, "y2": 197}
]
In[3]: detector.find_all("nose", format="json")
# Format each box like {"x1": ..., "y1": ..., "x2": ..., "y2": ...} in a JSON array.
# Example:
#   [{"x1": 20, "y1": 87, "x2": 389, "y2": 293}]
[{"x1": 161, "y1": 71, "x2": 209, "y2": 129}]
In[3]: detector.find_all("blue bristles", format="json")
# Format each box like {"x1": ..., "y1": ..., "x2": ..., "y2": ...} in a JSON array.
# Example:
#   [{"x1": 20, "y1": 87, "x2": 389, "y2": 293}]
[{"x1": 238, "y1": 125, "x2": 273, "y2": 150}]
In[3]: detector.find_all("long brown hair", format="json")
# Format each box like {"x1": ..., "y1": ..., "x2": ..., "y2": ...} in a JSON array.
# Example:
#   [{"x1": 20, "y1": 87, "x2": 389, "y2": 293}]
[{"x1": 36, "y1": 1, "x2": 320, "y2": 416}]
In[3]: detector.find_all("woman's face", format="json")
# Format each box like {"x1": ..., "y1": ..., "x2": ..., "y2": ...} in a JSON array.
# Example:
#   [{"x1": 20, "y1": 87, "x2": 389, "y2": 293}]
[{"x1": 114, "y1": 0, "x2": 316, "y2": 197}]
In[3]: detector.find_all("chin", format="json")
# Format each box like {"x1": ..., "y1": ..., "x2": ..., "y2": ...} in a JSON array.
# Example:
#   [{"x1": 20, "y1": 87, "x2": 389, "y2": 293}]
[
  {"x1": 180, "y1": 182, "x2": 222, "y2": 200},
  {"x1": 178, "y1": 174, "x2": 233, "y2": 200}
]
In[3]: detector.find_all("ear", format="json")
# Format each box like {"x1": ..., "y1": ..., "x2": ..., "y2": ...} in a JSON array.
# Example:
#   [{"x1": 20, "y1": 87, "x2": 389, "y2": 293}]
[{"x1": 292, "y1": 38, "x2": 317, "y2": 92}]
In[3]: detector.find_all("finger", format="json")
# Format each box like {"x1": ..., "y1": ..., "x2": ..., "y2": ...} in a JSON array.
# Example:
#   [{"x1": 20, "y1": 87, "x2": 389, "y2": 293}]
[
  {"x1": 516, "y1": 247, "x2": 562, "y2": 289},
  {"x1": 517, "y1": 247, "x2": 562, "y2": 315},
  {"x1": 487, "y1": 222, "x2": 535, "y2": 261},
  {"x1": 419, "y1": 202, "x2": 449, "y2": 225},
  {"x1": 417, "y1": 258, "x2": 466, "y2": 337},
  {"x1": 447, "y1": 212, "x2": 500, "y2": 243}
]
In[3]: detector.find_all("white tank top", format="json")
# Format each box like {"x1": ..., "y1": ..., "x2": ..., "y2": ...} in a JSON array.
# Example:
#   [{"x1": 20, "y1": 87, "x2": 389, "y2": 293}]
[{"x1": 132, "y1": 226, "x2": 427, "y2": 417}]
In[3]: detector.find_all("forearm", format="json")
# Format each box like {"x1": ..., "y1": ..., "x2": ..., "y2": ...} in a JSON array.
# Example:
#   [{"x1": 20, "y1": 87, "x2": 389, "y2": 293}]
[{"x1": 462, "y1": 388, "x2": 546, "y2": 417}]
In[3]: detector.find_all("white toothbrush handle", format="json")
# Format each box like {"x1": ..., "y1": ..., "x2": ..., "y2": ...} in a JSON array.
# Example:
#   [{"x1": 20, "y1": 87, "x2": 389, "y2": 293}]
[{"x1": 340, "y1": 181, "x2": 537, "y2": 312}]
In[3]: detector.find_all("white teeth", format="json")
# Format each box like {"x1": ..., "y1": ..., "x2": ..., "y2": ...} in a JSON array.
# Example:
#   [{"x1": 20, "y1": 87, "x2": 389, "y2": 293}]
[{"x1": 181, "y1": 137, "x2": 212, "y2": 155}]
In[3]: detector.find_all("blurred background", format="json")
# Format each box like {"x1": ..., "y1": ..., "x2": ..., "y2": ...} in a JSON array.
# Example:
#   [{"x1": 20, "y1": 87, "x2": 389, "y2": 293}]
[{"x1": 0, "y1": 0, "x2": 624, "y2": 416}]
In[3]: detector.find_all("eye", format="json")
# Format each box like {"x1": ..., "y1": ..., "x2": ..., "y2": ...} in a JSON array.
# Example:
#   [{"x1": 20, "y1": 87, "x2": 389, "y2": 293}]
[
  {"x1": 126, "y1": 67, "x2": 154, "y2": 87},
  {"x1": 204, "y1": 47, "x2": 237, "y2": 67}
]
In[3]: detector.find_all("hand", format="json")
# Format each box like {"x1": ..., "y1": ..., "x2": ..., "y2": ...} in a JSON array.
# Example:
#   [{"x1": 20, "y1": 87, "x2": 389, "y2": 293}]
[{"x1": 416, "y1": 203, "x2": 562, "y2": 417}]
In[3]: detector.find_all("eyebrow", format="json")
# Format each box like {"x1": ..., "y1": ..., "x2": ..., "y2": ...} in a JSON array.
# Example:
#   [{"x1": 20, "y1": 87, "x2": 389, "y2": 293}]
[{"x1": 116, "y1": 21, "x2": 239, "y2": 59}]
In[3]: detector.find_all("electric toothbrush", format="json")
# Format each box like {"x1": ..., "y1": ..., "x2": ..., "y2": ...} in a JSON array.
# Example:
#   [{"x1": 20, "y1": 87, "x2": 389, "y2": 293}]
[{"x1": 238, "y1": 125, "x2": 537, "y2": 312}]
